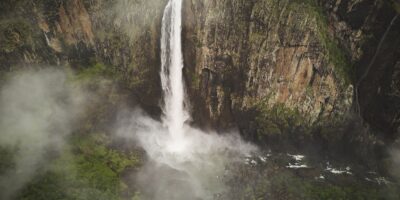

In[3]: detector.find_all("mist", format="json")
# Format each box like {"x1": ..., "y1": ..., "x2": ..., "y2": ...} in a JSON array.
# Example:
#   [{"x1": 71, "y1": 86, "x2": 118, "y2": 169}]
[
  {"x1": 0, "y1": 67, "x2": 255, "y2": 200},
  {"x1": 0, "y1": 69, "x2": 86, "y2": 200},
  {"x1": 111, "y1": 0, "x2": 257, "y2": 198},
  {"x1": 101, "y1": 0, "x2": 258, "y2": 197},
  {"x1": 115, "y1": 108, "x2": 256, "y2": 200},
  {"x1": 389, "y1": 140, "x2": 400, "y2": 181}
]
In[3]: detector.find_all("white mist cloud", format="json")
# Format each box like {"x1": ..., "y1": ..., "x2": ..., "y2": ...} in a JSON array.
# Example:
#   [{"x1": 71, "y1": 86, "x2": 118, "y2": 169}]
[
  {"x1": 115, "y1": 108, "x2": 257, "y2": 200},
  {"x1": 0, "y1": 69, "x2": 86, "y2": 200}
]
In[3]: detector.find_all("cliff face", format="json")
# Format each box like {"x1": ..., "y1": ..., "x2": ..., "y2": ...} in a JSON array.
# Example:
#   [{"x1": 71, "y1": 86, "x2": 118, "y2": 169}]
[
  {"x1": 181, "y1": 0, "x2": 400, "y2": 146},
  {"x1": 321, "y1": 0, "x2": 400, "y2": 138},
  {"x1": 183, "y1": 0, "x2": 352, "y2": 131},
  {"x1": 0, "y1": 0, "x2": 166, "y2": 115},
  {"x1": 0, "y1": 0, "x2": 399, "y2": 146}
]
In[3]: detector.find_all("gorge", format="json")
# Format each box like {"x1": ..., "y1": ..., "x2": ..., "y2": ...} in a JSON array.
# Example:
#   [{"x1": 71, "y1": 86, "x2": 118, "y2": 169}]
[{"x1": 0, "y1": 0, "x2": 400, "y2": 199}]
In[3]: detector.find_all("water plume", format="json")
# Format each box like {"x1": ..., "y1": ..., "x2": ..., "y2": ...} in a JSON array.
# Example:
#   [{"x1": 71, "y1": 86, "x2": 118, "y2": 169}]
[
  {"x1": 160, "y1": 0, "x2": 189, "y2": 143},
  {"x1": 116, "y1": 108, "x2": 255, "y2": 200},
  {"x1": 115, "y1": 0, "x2": 256, "y2": 199}
]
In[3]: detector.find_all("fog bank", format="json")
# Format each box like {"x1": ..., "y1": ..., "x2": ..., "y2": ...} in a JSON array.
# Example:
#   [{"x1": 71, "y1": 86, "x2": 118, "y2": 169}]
[{"x1": 0, "y1": 69, "x2": 85, "y2": 200}]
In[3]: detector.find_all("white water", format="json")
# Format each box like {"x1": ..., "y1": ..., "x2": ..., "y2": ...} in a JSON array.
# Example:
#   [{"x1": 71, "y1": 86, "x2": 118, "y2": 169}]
[
  {"x1": 160, "y1": 0, "x2": 189, "y2": 148},
  {"x1": 115, "y1": 1, "x2": 256, "y2": 199}
]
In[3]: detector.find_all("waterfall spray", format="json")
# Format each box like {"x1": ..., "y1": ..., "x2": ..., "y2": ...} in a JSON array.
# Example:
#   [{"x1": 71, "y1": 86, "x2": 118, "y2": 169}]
[
  {"x1": 160, "y1": 0, "x2": 189, "y2": 149},
  {"x1": 117, "y1": 1, "x2": 256, "y2": 199}
]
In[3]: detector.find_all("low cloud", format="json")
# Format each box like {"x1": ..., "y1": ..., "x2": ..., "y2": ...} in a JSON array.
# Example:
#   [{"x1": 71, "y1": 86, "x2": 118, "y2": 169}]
[{"x1": 0, "y1": 69, "x2": 86, "y2": 200}]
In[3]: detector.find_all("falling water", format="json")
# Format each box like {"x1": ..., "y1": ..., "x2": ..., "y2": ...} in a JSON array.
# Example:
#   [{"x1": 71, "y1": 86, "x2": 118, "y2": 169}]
[
  {"x1": 160, "y1": 0, "x2": 189, "y2": 146},
  {"x1": 119, "y1": 1, "x2": 256, "y2": 198}
]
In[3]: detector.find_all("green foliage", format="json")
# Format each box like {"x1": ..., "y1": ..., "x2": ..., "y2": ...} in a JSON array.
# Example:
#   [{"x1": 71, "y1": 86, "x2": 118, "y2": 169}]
[
  {"x1": 15, "y1": 133, "x2": 141, "y2": 200},
  {"x1": 72, "y1": 61, "x2": 142, "y2": 90},
  {"x1": 74, "y1": 63, "x2": 117, "y2": 81},
  {"x1": 17, "y1": 171, "x2": 71, "y2": 200},
  {"x1": 71, "y1": 133, "x2": 140, "y2": 174},
  {"x1": 255, "y1": 101, "x2": 308, "y2": 139},
  {"x1": 68, "y1": 62, "x2": 122, "y2": 87}
]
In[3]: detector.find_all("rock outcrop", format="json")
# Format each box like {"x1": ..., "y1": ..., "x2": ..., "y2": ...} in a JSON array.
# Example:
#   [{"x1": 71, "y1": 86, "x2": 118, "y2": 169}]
[
  {"x1": 183, "y1": 0, "x2": 353, "y2": 142},
  {"x1": 181, "y1": 0, "x2": 400, "y2": 145},
  {"x1": 0, "y1": 0, "x2": 167, "y2": 115},
  {"x1": 0, "y1": 0, "x2": 399, "y2": 148},
  {"x1": 321, "y1": 0, "x2": 400, "y2": 138}
]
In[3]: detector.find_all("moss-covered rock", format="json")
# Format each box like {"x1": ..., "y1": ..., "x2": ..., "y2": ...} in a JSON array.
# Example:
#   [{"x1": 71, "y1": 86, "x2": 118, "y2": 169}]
[
  {"x1": 289, "y1": 0, "x2": 353, "y2": 84},
  {"x1": 184, "y1": 0, "x2": 353, "y2": 133},
  {"x1": 255, "y1": 103, "x2": 309, "y2": 142}
]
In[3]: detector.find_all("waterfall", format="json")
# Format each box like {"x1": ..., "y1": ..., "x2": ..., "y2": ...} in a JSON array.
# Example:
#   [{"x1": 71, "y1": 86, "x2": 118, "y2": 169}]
[
  {"x1": 120, "y1": 1, "x2": 255, "y2": 198},
  {"x1": 160, "y1": 0, "x2": 189, "y2": 145}
]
